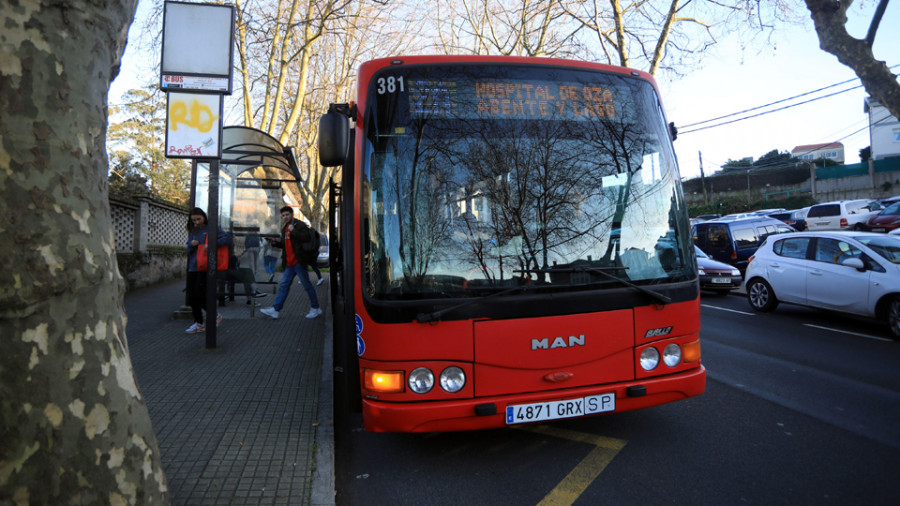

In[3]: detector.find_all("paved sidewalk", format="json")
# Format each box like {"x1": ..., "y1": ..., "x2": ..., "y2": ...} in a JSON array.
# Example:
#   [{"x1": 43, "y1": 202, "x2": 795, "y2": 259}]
[{"x1": 124, "y1": 274, "x2": 334, "y2": 505}]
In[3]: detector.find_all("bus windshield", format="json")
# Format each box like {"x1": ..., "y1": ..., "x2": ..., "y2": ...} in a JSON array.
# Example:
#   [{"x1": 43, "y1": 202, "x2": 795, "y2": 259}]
[{"x1": 362, "y1": 63, "x2": 694, "y2": 300}]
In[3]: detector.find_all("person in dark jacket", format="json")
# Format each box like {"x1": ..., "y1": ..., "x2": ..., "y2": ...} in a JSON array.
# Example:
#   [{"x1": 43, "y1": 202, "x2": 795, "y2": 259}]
[{"x1": 260, "y1": 206, "x2": 322, "y2": 319}]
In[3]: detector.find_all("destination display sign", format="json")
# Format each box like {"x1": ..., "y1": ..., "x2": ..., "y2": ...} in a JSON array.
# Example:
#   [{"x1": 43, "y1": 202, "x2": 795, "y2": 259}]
[{"x1": 403, "y1": 78, "x2": 619, "y2": 121}]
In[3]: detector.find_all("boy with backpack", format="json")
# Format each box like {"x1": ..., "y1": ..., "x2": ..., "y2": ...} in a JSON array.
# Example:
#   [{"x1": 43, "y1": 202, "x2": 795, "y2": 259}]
[{"x1": 260, "y1": 206, "x2": 322, "y2": 320}]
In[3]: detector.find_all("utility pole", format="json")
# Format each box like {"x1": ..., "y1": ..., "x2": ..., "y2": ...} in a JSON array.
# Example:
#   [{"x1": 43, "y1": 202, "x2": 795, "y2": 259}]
[{"x1": 698, "y1": 151, "x2": 708, "y2": 205}]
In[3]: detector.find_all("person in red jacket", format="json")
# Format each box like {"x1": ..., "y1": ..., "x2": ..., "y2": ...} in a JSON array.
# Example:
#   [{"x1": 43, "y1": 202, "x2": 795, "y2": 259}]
[
  {"x1": 260, "y1": 206, "x2": 322, "y2": 319},
  {"x1": 185, "y1": 207, "x2": 232, "y2": 332}
]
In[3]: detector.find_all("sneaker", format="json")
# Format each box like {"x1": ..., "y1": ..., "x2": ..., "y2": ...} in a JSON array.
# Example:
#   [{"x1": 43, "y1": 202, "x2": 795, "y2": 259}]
[
  {"x1": 305, "y1": 307, "x2": 323, "y2": 319},
  {"x1": 316, "y1": 278, "x2": 324, "y2": 286},
  {"x1": 260, "y1": 307, "x2": 280, "y2": 319},
  {"x1": 185, "y1": 322, "x2": 205, "y2": 333},
  {"x1": 254, "y1": 291, "x2": 267, "y2": 298}
]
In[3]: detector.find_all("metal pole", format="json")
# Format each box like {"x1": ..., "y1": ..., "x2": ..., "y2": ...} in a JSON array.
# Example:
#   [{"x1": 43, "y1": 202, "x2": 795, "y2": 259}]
[
  {"x1": 698, "y1": 151, "x2": 708, "y2": 206},
  {"x1": 205, "y1": 159, "x2": 220, "y2": 349}
]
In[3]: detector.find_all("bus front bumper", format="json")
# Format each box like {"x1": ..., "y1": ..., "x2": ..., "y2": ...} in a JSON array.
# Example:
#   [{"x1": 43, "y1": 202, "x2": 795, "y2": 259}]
[{"x1": 361, "y1": 364, "x2": 706, "y2": 432}]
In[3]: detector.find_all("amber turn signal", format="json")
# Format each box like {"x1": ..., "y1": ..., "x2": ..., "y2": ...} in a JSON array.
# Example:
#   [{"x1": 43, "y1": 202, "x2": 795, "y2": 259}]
[
  {"x1": 364, "y1": 369, "x2": 405, "y2": 393},
  {"x1": 682, "y1": 340, "x2": 702, "y2": 363}
]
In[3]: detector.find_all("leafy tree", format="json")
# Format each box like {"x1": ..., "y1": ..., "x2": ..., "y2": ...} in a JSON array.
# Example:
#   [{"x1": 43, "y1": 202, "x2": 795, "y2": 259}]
[
  {"x1": 860, "y1": 146, "x2": 872, "y2": 162},
  {"x1": 805, "y1": 0, "x2": 900, "y2": 122},
  {"x1": 108, "y1": 87, "x2": 190, "y2": 205},
  {"x1": 722, "y1": 158, "x2": 753, "y2": 170},
  {"x1": 0, "y1": 0, "x2": 168, "y2": 503},
  {"x1": 753, "y1": 149, "x2": 794, "y2": 168}
]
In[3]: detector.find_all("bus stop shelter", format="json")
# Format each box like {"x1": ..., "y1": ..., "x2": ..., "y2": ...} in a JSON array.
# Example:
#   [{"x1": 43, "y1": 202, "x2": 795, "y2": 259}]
[{"x1": 191, "y1": 126, "x2": 302, "y2": 347}]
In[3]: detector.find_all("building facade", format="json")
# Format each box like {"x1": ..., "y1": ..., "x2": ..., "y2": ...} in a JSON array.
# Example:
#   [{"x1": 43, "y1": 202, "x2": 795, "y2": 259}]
[
  {"x1": 790, "y1": 142, "x2": 845, "y2": 163},
  {"x1": 865, "y1": 97, "x2": 900, "y2": 160}
]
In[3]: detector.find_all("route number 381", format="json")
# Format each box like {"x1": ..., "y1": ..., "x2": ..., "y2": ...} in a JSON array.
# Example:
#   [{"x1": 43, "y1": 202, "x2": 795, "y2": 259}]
[{"x1": 376, "y1": 76, "x2": 405, "y2": 94}]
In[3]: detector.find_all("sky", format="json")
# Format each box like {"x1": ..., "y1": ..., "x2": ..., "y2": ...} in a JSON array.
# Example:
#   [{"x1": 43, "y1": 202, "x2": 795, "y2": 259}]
[
  {"x1": 109, "y1": 1, "x2": 900, "y2": 183},
  {"x1": 659, "y1": 3, "x2": 900, "y2": 181}
]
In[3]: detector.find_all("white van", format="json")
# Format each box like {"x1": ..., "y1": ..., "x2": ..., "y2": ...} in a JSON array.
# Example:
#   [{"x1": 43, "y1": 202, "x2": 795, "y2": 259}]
[{"x1": 805, "y1": 199, "x2": 882, "y2": 231}]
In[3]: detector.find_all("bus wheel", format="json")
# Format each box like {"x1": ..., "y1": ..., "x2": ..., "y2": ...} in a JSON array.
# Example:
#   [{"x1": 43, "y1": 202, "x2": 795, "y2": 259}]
[
  {"x1": 887, "y1": 296, "x2": 900, "y2": 339},
  {"x1": 747, "y1": 278, "x2": 778, "y2": 312}
]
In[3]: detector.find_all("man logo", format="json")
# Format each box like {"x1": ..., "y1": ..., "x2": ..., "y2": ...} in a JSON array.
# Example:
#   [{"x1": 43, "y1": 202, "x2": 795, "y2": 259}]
[{"x1": 532, "y1": 335, "x2": 585, "y2": 350}]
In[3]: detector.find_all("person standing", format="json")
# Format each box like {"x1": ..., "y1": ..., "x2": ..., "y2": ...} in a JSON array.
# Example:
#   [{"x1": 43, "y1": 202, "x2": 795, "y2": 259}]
[
  {"x1": 185, "y1": 208, "x2": 233, "y2": 333},
  {"x1": 261, "y1": 239, "x2": 281, "y2": 283},
  {"x1": 260, "y1": 206, "x2": 322, "y2": 319},
  {"x1": 242, "y1": 230, "x2": 261, "y2": 274}
]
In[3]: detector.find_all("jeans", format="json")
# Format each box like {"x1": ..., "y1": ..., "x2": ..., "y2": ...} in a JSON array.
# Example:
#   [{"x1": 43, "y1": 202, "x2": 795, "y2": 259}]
[
  {"x1": 244, "y1": 247, "x2": 260, "y2": 273},
  {"x1": 273, "y1": 263, "x2": 319, "y2": 311},
  {"x1": 264, "y1": 255, "x2": 277, "y2": 275}
]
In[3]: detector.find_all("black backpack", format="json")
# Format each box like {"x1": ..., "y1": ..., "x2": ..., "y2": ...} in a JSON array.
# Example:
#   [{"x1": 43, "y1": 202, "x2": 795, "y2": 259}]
[{"x1": 302, "y1": 227, "x2": 320, "y2": 253}]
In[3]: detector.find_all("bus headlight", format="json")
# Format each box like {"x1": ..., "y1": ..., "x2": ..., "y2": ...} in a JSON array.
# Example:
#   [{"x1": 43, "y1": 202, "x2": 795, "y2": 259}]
[
  {"x1": 439, "y1": 367, "x2": 466, "y2": 393},
  {"x1": 408, "y1": 367, "x2": 434, "y2": 394},
  {"x1": 663, "y1": 344, "x2": 682, "y2": 367},
  {"x1": 640, "y1": 347, "x2": 660, "y2": 371}
]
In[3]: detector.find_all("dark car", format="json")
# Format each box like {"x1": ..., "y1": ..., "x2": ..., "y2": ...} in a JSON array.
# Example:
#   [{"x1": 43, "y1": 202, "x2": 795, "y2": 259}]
[
  {"x1": 768, "y1": 207, "x2": 809, "y2": 231},
  {"x1": 695, "y1": 246, "x2": 742, "y2": 295},
  {"x1": 693, "y1": 216, "x2": 795, "y2": 274},
  {"x1": 866, "y1": 202, "x2": 900, "y2": 233}
]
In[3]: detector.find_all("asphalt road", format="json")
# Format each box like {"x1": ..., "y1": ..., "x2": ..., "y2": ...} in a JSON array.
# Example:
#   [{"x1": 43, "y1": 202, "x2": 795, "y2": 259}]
[{"x1": 335, "y1": 292, "x2": 900, "y2": 505}]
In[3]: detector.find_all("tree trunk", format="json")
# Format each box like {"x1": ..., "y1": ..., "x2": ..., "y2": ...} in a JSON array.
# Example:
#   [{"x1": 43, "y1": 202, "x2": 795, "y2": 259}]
[
  {"x1": 805, "y1": 0, "x2": 900, "y2": 122},
  {"x1": 0, "y1": 1, "x2": 169, "y2": 504}
]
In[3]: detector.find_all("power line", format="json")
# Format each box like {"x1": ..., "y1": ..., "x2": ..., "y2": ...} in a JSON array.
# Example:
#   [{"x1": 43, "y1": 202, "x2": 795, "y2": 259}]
[
  {"x1": 680, "y1": 85, "x2": 861, "y2": 134},
  {"x1": 678, "y1": 63, "x2": 900, "y2": 135},
  {"x1": 713, "y1": 113, "x2": 895, "y2": 171}
]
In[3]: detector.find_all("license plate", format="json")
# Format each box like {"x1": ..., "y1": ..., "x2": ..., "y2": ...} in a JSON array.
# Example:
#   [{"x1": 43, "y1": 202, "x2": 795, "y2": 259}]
[
  {"x1": 873, "y1": 228, "x2": 886, "y2": 233},
  {"x1": 711, "y1": 277, "x2": 731, "y2": 284},
  {"x1": 506, "y1": 393, "x2": 615, "y2": 424}
]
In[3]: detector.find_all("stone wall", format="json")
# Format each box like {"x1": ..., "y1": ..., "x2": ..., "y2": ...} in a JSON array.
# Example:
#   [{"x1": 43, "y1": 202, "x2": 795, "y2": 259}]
[
  {"x1": 685, "y1": 158, "x2": 900, "y2": 207},
  {"x1": 110, "y1": 196, "x2": 188, "y2": 291}
]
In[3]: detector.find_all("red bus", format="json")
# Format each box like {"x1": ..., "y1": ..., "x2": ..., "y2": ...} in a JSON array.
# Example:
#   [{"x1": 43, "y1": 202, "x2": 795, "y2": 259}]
[{"x1": 319, "y1": 55, "x2": 705, "y2": 432}]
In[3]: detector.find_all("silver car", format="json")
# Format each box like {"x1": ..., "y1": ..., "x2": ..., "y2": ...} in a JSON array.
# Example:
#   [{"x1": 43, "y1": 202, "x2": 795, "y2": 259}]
[
  {"x1": 317, "y1": 234, "x2": 329, "y2": 268},
  {"x1": 744, "y1": 231, "x2": 900, "y2": 338}
]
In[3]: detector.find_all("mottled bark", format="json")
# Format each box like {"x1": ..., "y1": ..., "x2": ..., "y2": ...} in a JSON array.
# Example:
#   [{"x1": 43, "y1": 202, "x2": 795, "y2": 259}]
[
  {"x1": 805, "y1": 0, "x2": 900, "y2": 121},
  {"x1": 0, "y1": 1, "x2": 169, "y2": 504}
]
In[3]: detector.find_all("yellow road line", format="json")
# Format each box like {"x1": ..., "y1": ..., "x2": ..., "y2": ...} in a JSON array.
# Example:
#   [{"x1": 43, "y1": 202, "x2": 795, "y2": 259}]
[{"x1": 516, "y1": 425, "x2": 627, "y2": 506}]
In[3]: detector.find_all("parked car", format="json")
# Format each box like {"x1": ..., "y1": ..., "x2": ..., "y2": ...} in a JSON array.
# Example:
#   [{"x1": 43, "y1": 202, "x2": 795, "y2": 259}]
[
  {"x1": 317, "y1": 234, "x2": 329, "y2": 267},
  {"x1": 744, "y1": 231, "x2": 900, "y2": 338},
  {"x1": 692, "y1": 216, "x2": 796, "y2": 274},
  {"x1": 879, "y1": 194, "x2": 900, "y2": 207},
  {"x1": 751, "y1": 208, "x2": 786, "y2": 216},
  {"x1": 805, "y1": 199, "x2": 883, "y2": 231},
  {"x1": 768, "y1": 207, "x2": 810, "y2": 231},
  {"x1": 695, "y1": 246, "x2": 742, "y2": 295},
  {"x1": 866, "y1": 202, "x2": 900, "y2": 233}
]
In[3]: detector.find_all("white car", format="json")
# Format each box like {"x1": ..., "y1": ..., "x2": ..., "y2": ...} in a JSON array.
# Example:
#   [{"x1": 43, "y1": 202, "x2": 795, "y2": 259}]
[
  {"x1": 805, "y1": 199, "x2": 882, "y2": 231},
  {"x1": 744, "y1": 231, "x2": 900, "y2": 338}
]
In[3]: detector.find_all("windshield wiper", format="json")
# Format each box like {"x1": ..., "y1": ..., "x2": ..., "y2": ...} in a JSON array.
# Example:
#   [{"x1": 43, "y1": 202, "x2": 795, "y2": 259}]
[
  {"x1": 514, "y1": 266, "x2": 671, "y2": 305},
  {"x1": 415, "y1": 284, "x2": 534, "y2": 323}
]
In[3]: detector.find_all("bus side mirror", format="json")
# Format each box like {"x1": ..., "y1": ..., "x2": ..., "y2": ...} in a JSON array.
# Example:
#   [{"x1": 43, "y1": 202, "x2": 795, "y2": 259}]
[
  {"x1": 669, "y1": 122, "x2": 678, "y2": 141},
  {"x1": 319, "y1": 110, "x2": 350, "y2": 167}
]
